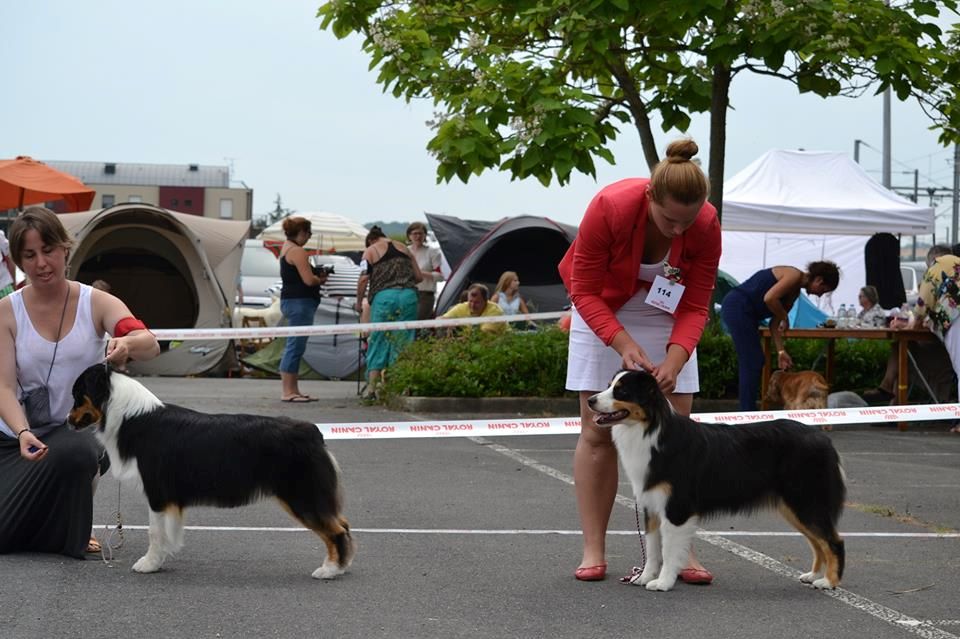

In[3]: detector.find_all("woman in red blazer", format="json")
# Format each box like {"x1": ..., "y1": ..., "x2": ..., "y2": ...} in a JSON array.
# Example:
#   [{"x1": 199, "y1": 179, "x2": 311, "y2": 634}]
[{"x1": 559, "y1": 139, "x2": 721, "y2": 584}]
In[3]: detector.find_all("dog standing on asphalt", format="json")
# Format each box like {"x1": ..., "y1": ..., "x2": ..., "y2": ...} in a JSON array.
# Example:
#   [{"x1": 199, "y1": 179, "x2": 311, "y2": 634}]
[
  {"x1": 588, "y1": 370, "x2": 846, "y2": 592},
  {"x1": 68, "y1": 363, "x2": 354, "y2": 579}
]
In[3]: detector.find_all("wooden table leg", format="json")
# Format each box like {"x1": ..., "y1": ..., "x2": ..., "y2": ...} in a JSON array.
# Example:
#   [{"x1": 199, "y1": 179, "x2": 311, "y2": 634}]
[
  {"x1": 760, "y1": 333, "x2": 771, "y2": 410},
  {"x1": 896, "y1": 337, "x2": 909, "y2": 431},
  {"x1": 826, "y1": 339, "x2": 836, "y2": 385}
]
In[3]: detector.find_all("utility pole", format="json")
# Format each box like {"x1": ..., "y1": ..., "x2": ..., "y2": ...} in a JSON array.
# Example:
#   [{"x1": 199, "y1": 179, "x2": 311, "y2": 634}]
[
  {"x1": 953, "y1": 143, "x2": 960, "y2": 246},
  {"x1": 882, "y1": 89, "x2": 892, "y2": 188}
]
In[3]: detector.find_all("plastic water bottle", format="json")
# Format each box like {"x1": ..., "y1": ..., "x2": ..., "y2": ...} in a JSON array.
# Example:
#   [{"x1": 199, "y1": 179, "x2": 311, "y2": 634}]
[
  {"x1": 837, "y1": 303, "x2": 848, "y2": 328},
  {"x1": 849, "y1": 303, "x2": 857, "y2": 327},
  {"x1": 821, "y1": 292, "x2": 835, "y2": 326},
  {"x1": 845, "y1": 304, "x2": 858, "y2": 328}
]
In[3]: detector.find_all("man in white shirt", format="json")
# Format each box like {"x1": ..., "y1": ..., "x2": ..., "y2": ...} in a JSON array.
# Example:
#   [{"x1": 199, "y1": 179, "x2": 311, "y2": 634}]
[
  {"x1": 406, "y1": 221, "x2": 444, "y2": 320},
  {"x1": 0, "y1": 229, "x2": 14, "y2": 299}
]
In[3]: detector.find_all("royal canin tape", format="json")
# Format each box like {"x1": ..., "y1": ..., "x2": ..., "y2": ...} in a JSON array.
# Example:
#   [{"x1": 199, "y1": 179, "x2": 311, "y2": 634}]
[
  {"x1": 152, "y1": 311, "x2": 566, "y2": 341},
  {"x1": 316, "y1": 403, "x2": 960, "y2": 439}
]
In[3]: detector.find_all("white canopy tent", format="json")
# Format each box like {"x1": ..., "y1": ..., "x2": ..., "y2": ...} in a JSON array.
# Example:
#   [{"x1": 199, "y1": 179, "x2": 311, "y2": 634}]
[
  {"x1": 257, "y1": 211, "x2": 369, "y2": 253},
  {"x1": 720, "y1": 149, "x2": 935, "y2": 310}
]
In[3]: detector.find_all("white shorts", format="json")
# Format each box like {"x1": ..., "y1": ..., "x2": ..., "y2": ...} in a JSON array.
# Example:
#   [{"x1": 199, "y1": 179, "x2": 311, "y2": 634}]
[{"x1": 566, "y1": 287, "x2": 699, "y2": 393}]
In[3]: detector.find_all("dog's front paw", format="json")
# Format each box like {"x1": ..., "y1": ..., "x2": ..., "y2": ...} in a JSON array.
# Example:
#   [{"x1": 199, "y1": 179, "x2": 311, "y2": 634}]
[
  {"x1": 799, "y1": 571, "x2": 821, "y2": 584},
  {"x1": 644, "y1": 577, "x2": 676, "y2": 592},
  {"x1": 638, "y1": 567, "x2": 660, "y2": 586},
  {"x1": 132, "y1": 554, "x2": 163, "y2": 573},
  {"x1": 811, "y1": 577, "x2": 837, "y2": 590},
  {"x1": 312, "y1": 561, "x2": 345, "y2": 580}
]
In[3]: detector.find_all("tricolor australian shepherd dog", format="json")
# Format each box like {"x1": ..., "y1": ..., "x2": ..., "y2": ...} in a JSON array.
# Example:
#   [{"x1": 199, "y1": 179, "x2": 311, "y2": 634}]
[
  {"x1": 68, "y1": 364, "x2": 355, "y2": 579},
  {"x1": 589, "y1": 370, "x2": 845, "y2": 592}
]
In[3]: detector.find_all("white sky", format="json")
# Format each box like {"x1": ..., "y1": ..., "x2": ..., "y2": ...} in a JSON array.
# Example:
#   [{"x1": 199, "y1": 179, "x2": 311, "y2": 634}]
[{"x1": 2, "y1": 1, "x2": 956, "y2": 232}]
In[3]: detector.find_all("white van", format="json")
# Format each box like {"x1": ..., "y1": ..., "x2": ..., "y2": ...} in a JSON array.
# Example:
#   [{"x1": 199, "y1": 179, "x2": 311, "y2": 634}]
[
  {"x1": 239, "y1": 239, "x2": 282, "y2": 307},
  {"x1": 900, "y1": 260, "x2": 927, "y2": 306}
]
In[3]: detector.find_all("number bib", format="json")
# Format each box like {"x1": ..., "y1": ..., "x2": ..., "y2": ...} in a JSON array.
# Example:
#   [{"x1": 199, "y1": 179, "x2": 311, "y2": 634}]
[{"x1": 644, "y1": 275, "x2": 685, "y2": 314}]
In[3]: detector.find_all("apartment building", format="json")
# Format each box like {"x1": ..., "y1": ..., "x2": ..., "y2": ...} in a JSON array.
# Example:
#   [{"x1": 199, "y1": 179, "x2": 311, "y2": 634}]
[{"x1": 43, "y1": 160, "x2": 253, "y2": 221}]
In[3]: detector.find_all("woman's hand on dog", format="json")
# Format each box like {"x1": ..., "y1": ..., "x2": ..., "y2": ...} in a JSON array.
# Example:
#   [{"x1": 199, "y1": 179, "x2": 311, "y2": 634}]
[
  {"x1": 777, "y1": 349, "x2": 794, "y2": 370},
  {"x1": 613, "y1": 332, "x2": 654, "y2": 374}
]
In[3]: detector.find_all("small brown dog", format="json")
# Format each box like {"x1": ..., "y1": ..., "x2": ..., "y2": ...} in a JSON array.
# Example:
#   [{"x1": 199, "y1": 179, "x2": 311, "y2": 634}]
[
  {"x1": 766, "y1": 370, "x2": 832, "y2": 431},
  {"x1": 767, "y1": 370, "x2": 829, "y2": 409}
]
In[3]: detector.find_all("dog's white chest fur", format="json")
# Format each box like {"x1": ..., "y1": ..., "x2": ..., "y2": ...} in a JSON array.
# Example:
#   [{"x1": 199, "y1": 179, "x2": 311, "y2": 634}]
[
  {"x1": 611, "y1": 423, "x2": 658, "y2": 507},
  {"x1": 96, "y1": 374, "x2": 163, "y2": 481}
]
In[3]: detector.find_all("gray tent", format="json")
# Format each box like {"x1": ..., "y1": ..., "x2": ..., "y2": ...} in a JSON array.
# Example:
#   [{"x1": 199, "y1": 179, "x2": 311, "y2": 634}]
[
  {"x1": 427, "y1": 213, "x2": 578, "y2": 315},
  {"x1": 59, "y1": 204, "x2": 250, "y2": 376}
]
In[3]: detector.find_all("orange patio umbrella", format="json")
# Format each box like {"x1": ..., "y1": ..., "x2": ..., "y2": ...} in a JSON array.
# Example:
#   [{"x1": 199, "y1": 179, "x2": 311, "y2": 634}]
[{"x1": 0, "y1": 156, "x2": 95, "y2": 212}]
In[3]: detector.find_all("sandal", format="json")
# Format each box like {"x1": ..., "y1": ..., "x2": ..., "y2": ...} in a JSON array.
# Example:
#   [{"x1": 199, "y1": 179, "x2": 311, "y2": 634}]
[
  {"x1": 282, "y1": 395, "x2": 317, "y2": 403},
  {"x1": 86, "y1": 536, "x2": 102, "y2": 554}
]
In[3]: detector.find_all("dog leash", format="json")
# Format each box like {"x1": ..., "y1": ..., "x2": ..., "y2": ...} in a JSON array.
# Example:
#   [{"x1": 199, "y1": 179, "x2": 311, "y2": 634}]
[
  {"x1": 98, "y1": 481, "x2": 125, "y2": 564},
  {"x1": 619, "y1": 503, "x2": 647, "y2": 585}
]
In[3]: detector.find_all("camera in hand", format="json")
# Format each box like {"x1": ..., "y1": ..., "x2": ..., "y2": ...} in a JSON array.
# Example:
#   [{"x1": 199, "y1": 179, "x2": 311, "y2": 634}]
[{"x1": 312, "y1": 264, "x2": 335, "y2": 277}]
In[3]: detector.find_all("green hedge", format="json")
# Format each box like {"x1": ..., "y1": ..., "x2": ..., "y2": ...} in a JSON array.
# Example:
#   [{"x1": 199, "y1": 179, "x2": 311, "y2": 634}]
[{"x1": 382, "y1": 323, "x2": 892, "y2": 399}]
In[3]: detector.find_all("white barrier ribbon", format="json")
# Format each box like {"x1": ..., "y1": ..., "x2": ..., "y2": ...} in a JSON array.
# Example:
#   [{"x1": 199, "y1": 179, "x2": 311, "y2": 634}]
[
  {"x1": 152, "y1": 311, "x2": 566, "y2": 341},
  {"x1": 316, "y1": 403, "x2": 960, "y2": 439}
]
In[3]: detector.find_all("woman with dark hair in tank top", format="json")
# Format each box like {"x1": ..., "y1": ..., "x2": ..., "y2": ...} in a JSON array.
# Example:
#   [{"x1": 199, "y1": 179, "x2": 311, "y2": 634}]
[
  {"x1": 720, "y1": 261, "x2": 840, "y2": 411},
  {"x1": 354, "y1": 226, "x2": 423, "y2": 399},
  {"x1": 278, "y1": 216, "x2": 328, "y2": 402},
  {"x1": 0, "y1": 206, "x2": 160, "y2": 558}
]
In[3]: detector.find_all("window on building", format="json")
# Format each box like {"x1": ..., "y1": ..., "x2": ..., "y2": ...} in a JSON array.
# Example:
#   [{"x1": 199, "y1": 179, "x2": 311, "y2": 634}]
[
  {"x1": 184, "y1": 199, "x2": 193, "y2": 207},
  {"x1": 171, "y1": 198, "x2": 179, "y2": 206},
  {"x1": 102, "y1": 194, "x2": 115, "y2": 208},
  {"x1": 219, "y1": 198, "x2": 233, "y2": 219},
  {"x1": 128, "y1": 195, "x2": 142, "y2": 203}
]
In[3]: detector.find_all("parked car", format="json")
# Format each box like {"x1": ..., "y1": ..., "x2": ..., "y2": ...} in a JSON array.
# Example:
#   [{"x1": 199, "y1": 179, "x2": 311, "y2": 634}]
[
  {"x1": 239, "y1": 239, "x2": 281, "y2": 307},
  {"x1": 900, "y1": 260, "x2": 927, "y2": 307}
]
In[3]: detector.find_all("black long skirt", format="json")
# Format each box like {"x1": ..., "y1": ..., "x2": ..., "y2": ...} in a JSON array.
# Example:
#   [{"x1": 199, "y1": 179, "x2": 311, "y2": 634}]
[{"x1": 0, "y1": 425, "x2": 109, "y2": 559}]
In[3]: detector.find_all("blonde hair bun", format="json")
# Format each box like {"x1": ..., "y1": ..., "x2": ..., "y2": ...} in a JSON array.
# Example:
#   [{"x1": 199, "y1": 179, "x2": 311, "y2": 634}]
[{"x1": 664, "y1": 139, "x2": 699, "y2": 163}]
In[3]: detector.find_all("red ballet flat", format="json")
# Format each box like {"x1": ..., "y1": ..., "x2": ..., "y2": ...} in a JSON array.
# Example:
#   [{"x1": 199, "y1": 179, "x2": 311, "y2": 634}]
[
  {"x1": 575, "y1": 563, "x2": 607, "y2": 581},
  {"x1": 678, "y1": 567, "x2": 714, "y2": 585}
]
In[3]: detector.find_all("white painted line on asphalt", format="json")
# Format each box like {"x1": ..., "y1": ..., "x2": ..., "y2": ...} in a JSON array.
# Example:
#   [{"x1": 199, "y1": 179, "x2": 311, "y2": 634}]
[
  {"x1": 88, "y1": 525, "x2": 960, "y2": 537},
  {"x1": 471, "y1": 435, "x2": 960, "y2": 639},
  {"x1": 843, "y1": 452, "x2": 960, "y2": 456},
  {"x1": 705, "y1": 535, "x2": 960, "y2": 639}
]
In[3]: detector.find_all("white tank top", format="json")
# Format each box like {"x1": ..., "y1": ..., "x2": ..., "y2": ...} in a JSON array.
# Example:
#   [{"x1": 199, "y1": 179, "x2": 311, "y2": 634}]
[{"x1": 0, "y1": 283, "x2": 107, "y2": 438}]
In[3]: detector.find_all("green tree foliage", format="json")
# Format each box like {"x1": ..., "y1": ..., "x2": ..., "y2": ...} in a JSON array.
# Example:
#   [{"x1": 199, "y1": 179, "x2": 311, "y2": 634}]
[{"x1": 318, "y1": 0, "x2": 959, "y2": 215}]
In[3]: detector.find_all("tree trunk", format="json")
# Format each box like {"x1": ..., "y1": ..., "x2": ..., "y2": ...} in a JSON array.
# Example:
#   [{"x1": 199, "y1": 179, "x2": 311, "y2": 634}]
[
  {"x1": 610, "y1": 59, "x2": 661, "y2": 171},
  {"x1": 708, "y1": 62, "x2": 731, "y2": 222}
]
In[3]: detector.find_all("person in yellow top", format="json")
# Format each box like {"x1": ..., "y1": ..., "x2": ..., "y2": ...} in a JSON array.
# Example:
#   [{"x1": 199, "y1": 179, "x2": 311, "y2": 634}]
[
  {"x1": 915, "y1": 253, "x2": 960, "y2": 433},
  {"x1": 441, "y1": 283, "x2": 507, "y2": 334}
]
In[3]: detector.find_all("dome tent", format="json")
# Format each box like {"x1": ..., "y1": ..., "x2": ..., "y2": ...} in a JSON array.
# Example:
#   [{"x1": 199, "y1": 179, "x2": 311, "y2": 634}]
[
  {"x1": 426, "y1": 212, "x2": 578, "y2": 316},
  {"x1": 59, "y1": 204, "x2": 250, "y2": 376}
]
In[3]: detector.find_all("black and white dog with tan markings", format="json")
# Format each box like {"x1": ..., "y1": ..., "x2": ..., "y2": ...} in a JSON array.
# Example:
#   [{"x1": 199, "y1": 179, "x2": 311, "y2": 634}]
[
  {"x1": 588, "y1": 370, "x2": 845, "y2": 592},
  {"x1": 68, "y1": 363, "x2": 354, "y2": 579}
]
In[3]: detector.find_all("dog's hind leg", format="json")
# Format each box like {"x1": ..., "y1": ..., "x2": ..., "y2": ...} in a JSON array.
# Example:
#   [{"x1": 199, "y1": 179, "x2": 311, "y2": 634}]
[
  {"x1": 132, "y1": 509, "x2": 170, "y2": 573},
  {"x1": 646, "y1": 516, "x2": 698, "y2": 592},
  {"x1": 309, "y1": 516, "x2": 354, "y2": 580},
  {"x1": 636, "y1": 512, "x2": 662, "y2": 586},
  {"x1": 278, "y1": 498, "x2": 354, "y2": 579},
  {"x1": 779, "y1": 503, "x2": 825, "y2": 584},
  {"x1": 779, "y1": 502, "x2": 844, "y2": 589}
]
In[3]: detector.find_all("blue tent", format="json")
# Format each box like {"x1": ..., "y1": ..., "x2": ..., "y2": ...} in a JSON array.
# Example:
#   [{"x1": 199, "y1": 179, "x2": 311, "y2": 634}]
[
  {"x1": 786, "y1": 292, "x2": 828, "y2": 328},
  {"x1": 720, "y1": 291, "x2": 827, "y2": 334}
]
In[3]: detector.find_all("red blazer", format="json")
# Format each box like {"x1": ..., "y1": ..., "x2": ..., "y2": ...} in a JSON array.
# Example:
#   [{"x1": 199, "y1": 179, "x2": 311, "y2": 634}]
[{"x1": 558, "y1": 178, "x2": 721, "y2": 356}]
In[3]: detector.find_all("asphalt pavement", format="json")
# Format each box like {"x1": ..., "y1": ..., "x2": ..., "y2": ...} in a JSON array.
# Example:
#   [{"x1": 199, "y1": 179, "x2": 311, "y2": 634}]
[{"x1": 1, "y1": 376, "x2": 958, "y2": 639}]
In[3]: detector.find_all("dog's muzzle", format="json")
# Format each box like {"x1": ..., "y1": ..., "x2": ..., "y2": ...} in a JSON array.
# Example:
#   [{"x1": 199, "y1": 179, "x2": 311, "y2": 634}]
[{"x1": 68, "y1": 398, "x2": 102, "y2": 430}]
